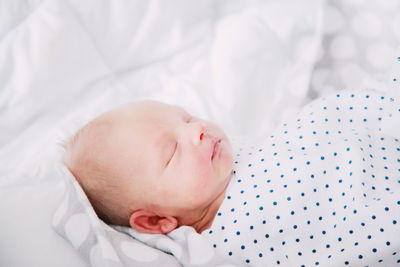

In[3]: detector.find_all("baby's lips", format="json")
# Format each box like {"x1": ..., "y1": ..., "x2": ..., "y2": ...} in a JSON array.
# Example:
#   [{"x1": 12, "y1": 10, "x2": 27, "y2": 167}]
[{"x1": 211, "y1": 138, "x2": 222, "y2": 160}]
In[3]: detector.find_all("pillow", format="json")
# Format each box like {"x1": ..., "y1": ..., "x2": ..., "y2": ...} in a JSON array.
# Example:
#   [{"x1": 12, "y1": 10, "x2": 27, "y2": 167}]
[
  {"x1": 52, "y1": 165, "x2": 181, "y2": 267},
  {"x1": 52, "y1": 164, "x2": 245, "y2": 267},
  {"x1": 310, "y1": 1, "x2": 400, "y2": 96}
]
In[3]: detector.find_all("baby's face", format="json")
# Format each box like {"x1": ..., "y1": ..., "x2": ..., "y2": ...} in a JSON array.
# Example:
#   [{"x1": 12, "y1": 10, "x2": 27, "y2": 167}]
[{"x1": 105, "y1": 100, "x2": 233, "y2": 221}]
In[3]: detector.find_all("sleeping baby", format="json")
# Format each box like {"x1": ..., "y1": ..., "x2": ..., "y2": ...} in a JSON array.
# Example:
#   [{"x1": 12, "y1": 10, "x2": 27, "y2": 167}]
[{"x1": 65, "y1": 90, "x2": 400, "y2": 266}]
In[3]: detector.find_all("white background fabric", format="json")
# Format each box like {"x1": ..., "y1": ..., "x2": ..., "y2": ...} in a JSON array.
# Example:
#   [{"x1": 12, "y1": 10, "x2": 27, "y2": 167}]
[{"x1": 0, "y1": 0, "x2": 399, "y2": 266}]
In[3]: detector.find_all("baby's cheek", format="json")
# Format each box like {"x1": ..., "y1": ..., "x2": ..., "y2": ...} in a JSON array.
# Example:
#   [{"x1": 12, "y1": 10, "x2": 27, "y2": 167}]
[
  {"x1": 190, "y1": 151, "x2": 214, "y2": 171},
  {"x1": 184, "y1": 163, "x2": 213, "y2": 187},
  {"x1": 215, "y1": 143, "x2": 233, "y2": 176},
  {"x1": 221, "y1": 140, "x2": 233, "y2": 160},
  {"x1": 186, "y1": 181, "x2": 215, "y2": 208}
]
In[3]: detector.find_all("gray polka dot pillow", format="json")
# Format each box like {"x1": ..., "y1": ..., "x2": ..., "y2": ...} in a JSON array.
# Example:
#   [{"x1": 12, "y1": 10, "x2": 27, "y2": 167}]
[
  {"x1": 310, "y1": 0, "x2": 400, "y2": 96},
  {"x1": 52, "y1": 165, "x2": 244, "y2": 267}
]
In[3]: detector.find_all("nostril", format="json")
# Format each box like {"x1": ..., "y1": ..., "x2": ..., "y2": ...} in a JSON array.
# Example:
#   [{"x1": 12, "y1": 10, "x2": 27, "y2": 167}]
[{"x1": 199, "y1": 133, "x2": 204, "y2": 140}]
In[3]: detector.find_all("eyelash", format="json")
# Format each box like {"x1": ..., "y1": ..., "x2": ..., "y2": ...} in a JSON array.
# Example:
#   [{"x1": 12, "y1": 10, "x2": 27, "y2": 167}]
[
  {"x1": 166, "y1": 142, "x2": 177, "y2": 167},
  {"x1": 166, "y1": 116, "x2": 190, "y2": 167}
]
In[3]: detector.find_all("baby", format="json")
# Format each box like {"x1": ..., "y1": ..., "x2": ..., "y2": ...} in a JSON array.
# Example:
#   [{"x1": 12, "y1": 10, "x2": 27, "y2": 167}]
[
  {"x1": 65, "y1": 100, "x2": 235, "y2": 234},
  {"x1": 66, "y1": 91, "x2": 400, "y2": 266}
]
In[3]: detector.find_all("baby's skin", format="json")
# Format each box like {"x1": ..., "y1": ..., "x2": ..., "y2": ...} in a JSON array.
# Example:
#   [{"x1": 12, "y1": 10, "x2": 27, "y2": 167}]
[{"x1": 66, "y1": 100, "x2": 234, "y2": 234}]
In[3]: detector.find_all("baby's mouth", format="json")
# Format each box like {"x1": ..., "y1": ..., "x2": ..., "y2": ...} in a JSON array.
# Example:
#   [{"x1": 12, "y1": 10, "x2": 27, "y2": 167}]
[{"x1": 211, "y1": 139, "x2": 222, "y2": 160}]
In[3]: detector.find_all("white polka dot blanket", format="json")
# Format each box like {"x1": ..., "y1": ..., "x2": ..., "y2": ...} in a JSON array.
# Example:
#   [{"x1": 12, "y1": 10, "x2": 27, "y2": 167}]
[{"x1": 202, "y1": 88, "x2": 400, "y2": 266}]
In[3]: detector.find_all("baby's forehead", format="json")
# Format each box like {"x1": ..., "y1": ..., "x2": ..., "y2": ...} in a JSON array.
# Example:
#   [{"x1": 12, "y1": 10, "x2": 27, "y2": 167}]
[
  {"x1": 141, "y1": 100, "x2": 186, "y2": 112},
  {"x1": 130, "y1": 101, "x2": 189, "y2": 119},
  {"x1": 106, "y1": 101, "x2": 190, "y2": 143}
]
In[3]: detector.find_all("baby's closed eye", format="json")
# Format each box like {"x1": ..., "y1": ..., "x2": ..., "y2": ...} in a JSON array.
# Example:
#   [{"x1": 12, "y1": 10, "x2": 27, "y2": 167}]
[{"x1": 165, "y1": 142, "x2": 177, "y2": 167}]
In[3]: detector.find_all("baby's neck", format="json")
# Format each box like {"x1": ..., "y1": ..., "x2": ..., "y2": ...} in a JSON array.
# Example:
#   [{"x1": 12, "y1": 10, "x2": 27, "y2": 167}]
[{"x1": 186, "y1": 185, "x2": 228, "y2": 233}]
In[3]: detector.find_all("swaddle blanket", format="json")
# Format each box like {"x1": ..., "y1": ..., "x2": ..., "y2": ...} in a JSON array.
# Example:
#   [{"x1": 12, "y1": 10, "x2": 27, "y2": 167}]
[{"x1": 202, "y1": 89, "x2": 400, "y2": 266}]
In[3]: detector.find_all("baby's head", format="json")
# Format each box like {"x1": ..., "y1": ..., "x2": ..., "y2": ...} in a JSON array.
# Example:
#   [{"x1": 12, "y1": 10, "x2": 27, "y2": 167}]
[{"x1": 65, "y1": 100, "x2": 233, "y2": 234}]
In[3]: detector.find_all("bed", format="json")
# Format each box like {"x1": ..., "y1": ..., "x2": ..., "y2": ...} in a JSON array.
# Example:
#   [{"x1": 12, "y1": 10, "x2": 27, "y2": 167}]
[{"x1": 0, "y1": 0, "x2": 398, "y2": 266}]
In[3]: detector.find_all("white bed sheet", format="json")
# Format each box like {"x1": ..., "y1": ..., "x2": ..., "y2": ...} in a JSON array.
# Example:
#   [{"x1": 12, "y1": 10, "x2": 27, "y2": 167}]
[
  {"x1": 0, "y1": 0, "x2": 324, "y2": 266},
  {"x1": 0, "y1": 180, "x2": 88, "y2": 267}
]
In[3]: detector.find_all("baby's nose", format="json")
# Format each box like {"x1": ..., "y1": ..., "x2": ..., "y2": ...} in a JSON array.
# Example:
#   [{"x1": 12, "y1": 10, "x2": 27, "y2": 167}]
[{"x1": 191, "y1": 122, "x2": 207, "y2": 145}]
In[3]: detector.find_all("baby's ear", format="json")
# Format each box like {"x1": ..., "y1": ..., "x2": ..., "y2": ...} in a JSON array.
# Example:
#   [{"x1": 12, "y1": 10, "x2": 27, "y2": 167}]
[{"x1": 129, "y1": 210, "x2": 178, "y2": 234}]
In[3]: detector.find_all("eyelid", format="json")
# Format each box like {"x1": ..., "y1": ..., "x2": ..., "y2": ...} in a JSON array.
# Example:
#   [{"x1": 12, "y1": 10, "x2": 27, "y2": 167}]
[{"x1": 166, "y1": 142, "x2": 177, "y2": 167}]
